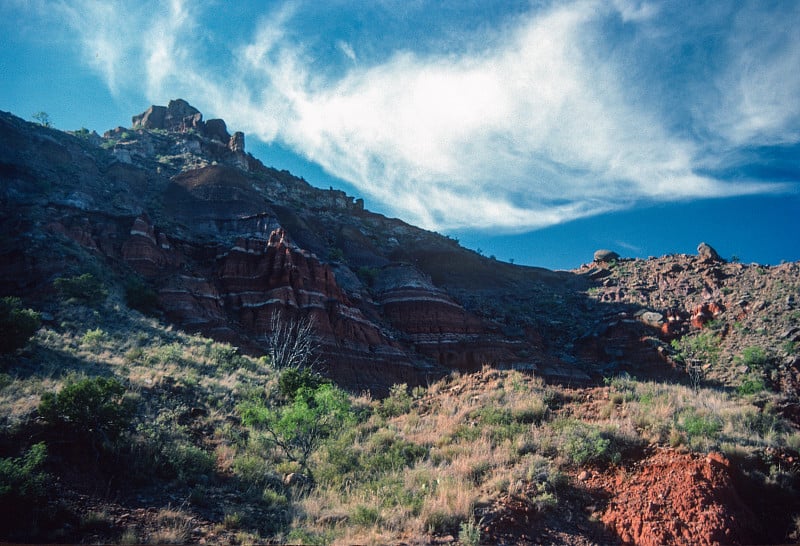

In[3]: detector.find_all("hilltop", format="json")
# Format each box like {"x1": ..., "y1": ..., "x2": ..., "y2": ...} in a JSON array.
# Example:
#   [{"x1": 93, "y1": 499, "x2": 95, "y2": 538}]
[{"x1": 0, "y1": 101, "x2": 799, "y2": 544}]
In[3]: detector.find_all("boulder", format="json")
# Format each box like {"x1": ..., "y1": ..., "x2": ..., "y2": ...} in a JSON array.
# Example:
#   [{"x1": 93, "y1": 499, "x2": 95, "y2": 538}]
[
  {"x1": 697, "y1": 242, "x2": 723, "y2": 263},
  {"x1": 594, "y1": 249, "x2": 620, "y2": 263}
]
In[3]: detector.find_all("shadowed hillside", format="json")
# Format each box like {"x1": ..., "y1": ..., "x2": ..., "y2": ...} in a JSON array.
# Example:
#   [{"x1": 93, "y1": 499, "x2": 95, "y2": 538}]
[{"x1": 1, "y1": 102, "x2": 798, "y2": 544}]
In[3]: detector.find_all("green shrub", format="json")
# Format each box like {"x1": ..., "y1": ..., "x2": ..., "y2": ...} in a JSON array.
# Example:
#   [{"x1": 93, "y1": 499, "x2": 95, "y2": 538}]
[
  {"x1": 53, "y1": 273, "x2": 107, "y2": 305},
  {"x1": 738, "y1": 374, "x2": 767, "y2": 395},
  {"x1": 81, "y1": 327, "x2": 107, "y2": 349},
  {"x1": 671, "y1": 331, "x2": 721, "y2": 365},
  {"x1": 552, "y1": 419, "x2": 621, "y2": 466},
  {"x1": 737, "y1": 346, "x2": 769, "y2": 370},
  {"x1": 356, "y1": 266, "x2": 379, "y2": 287},
  {"x1": 352, "y1": 505, "x2": 382, "y2": 526},
  {"x1": 362, "y1": 434, "x2": 427, "y2": 475},
  {"x1": 239, "y1": 383, "x2": 355, "y2": 475},
  {"x1": 0, "y1": 297, "x2": 41, "y2": 353},
  {"x1": 0, "y1": 442, "x2": 50, "y2": 535},
  {"x1": 676, "y1": 409, "x2": 721, "y2": 442},
  {"x1": 278, "y1": 367, "x2": 325, "y2": 400},
  {"x1": 39, "y1": 377, "x2": 134, "y2": 445},
  {"x1": 378, "y1": 383, "x2": 413, "y2": 418},
  {"x1": 459, "y1": 518, "x2": 482, "y2": 546},
  {"x1": 167, "y1": 443, "x2": 216, "y2": 484},
  {"x1": 208, "y1": 343, "x2": 250, "y2": 371},
  {"x1": 0, "y1": 442, "x2": 48, "y2": 503}
]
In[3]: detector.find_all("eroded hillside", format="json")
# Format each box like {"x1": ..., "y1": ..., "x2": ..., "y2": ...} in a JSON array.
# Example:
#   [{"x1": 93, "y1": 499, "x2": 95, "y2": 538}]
[{"x1": 1, "y1": 102, "x2": 799, "y2": 544}]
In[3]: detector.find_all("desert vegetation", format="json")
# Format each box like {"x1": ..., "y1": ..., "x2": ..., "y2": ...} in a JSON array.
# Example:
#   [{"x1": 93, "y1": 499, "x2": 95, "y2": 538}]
[{"x1": 1, "y1": 269, "x2": 798, "y2": 543}]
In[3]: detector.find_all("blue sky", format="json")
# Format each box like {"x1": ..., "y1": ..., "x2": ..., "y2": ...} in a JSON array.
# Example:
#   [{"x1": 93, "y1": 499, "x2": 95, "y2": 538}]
[{"x1": 1, "y1": 0, "x2": 798, "y2": 269}]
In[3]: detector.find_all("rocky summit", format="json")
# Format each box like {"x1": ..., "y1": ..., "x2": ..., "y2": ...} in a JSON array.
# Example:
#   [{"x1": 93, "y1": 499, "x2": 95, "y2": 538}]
[{"x1": 1, "y1": 101, "x2": 799, "y2": 545}]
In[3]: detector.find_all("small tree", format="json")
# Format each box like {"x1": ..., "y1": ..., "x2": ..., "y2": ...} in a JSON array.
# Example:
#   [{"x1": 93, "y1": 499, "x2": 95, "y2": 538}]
[
  {"x1": 266, "y1": 311, "x2": 320, "y2": 370},
  {"x1": 53, "y1": 273, "x2": 108, "y2": 305},
  {"x1": 31, "y1": 111, "x2": 51, "y2": 128},
  {"x1": 671, "y1": 331, "x2": 721, "y2": 391},
  {"x1": 239, "y1": 382, "x2": 354, "y2": 477}
]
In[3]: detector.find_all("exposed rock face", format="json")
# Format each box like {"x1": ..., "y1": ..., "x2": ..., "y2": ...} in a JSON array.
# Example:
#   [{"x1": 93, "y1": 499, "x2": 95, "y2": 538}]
[
  {"x1": 229, "y1": 131, "x2": 245, "y2": 153},
  {"x1": 131, "y1": 99, "x2": 245, "y2": 155},
  {"x1": 204, "y1": 118, "x2": 230, "y2": 143},
  {"x1": 575, "y1": 254, "x2": 800, "y2": 392},
  {"x1": 374, "y1": 263, "x2": 511, "y2": 371},
  {"x1": 132, "y1": 99, "x2": 203, "y2": 132}
]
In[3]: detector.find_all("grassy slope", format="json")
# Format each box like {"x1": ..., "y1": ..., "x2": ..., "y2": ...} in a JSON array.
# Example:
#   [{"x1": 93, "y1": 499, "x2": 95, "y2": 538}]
[{"x1": 2, "y1": 269, "x2": 799, "y2": 544}]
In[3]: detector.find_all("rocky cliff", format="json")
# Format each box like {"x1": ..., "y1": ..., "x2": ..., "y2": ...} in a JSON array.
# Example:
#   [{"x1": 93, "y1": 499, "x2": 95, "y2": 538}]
[
  {"x1": 0, "y1": 102, "x2": 574, "y2": 392},
  {"x1": 1, "y1": 101, "x2": 798, "y2": 395}
]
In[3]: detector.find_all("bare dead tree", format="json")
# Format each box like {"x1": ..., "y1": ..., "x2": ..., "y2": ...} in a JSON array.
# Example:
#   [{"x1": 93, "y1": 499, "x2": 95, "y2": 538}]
[{"x1": 266, "y1": 310, "x2": 321, "y2": 370}]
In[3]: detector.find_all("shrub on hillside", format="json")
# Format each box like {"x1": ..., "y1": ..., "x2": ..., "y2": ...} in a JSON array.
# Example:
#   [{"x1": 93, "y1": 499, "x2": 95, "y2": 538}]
[
  {"x1": 278, "y1": 367, "x2": 326, "y2": 400},
  {"x1": 0, "y1": 442, "x2": 50, "y2": 536},
  {"x1": 53, "y1": 273, "x2": 107, "y2": 305},
  {"x1": 0, "y1": 296, "x2": 41, "y2": 353},
  {"x1": 239, "y1": 382, "x2": 355, "y2": 476},
  {"x1": 39, "y1": 377, "x2": 135, "y2": 448},
  {"x1": 378, "y1": 383, "x2": 413, "y2": 418}
]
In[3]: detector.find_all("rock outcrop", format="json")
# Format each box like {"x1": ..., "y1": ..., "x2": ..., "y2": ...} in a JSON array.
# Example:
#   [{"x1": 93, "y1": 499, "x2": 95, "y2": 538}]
[{"x1": 130, "y1": 99, "x2": 245, "y2": 155}]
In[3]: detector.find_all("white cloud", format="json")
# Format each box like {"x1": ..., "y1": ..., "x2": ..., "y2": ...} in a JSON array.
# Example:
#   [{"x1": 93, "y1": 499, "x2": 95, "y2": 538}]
[
  {"x1": 46, "y1": 0, "x2": 796, "y2": 232},
  {"x1": 337, "y1": 41, "x2": 357, "y2": 63},
  {"x1": 710, "y1": 3, "x2": 800, "y2": 146}
]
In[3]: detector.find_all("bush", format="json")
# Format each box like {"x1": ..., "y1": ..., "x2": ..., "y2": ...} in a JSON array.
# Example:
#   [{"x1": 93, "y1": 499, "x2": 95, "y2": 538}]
[
  {"x1": 676, "y1": 409, "x2": 721, "y2": 442},
  {"x1": 737, "y1": 346, "x2": 769, "y2": 370},
  {"x1": 0, "y1": 297, "x2": 41, "y2": 353},
  {"x1": 208, "y1": 343, "x2": 250, "y2": 371},
  {"x1": 39, "y1": 377, "x2": 135, "y2": 446},
  {"x1": 127, "y1": 422, "x2": 215, "y2": 485},
  {"x1": 738, "y1": 374, "x2": 767, "y2": 395},
  {"x1": 81, "y1": 328, "x2": 107, "y2": 349},
  {"x1": 362, "y1": 434, "x2": 427, "y2": 475},
  {"x1": 459, "y1": 518, "x2": 482, "y2": 546},
  {"x1": 0, "y1": 442, "x2": 50, "y2": 535},
  {"x1": 552, "y1": 419, "x2": 621, "y2": 466},
  {"x1": 352, "y1": 505, "x2": 382, "y2": 526},
  {"x1": 378, "y1": 383, "x2": 413, "y2": 418},
  {"x1": 278, "y1": 367, "x2": 326, "y2": 400},
  {"x1": 53, "y1": 273, "x2": 107, "y2": 305},
  {"x1": 239, "y1": 382, "x2": 355, "y2": 475}
]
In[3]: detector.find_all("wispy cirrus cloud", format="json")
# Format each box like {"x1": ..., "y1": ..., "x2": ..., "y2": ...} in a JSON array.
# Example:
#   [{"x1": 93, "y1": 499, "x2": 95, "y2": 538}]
[{"x1": 26, "y1": 0, "x2": 798, "y2": 232}]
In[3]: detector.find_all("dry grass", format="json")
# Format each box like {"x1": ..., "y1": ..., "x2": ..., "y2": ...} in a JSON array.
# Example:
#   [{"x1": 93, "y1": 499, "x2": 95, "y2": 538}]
[
  {"x1": 146, "y1": 507, "x2": 193, "y2": 544},
  {"x1": 4, "y1": 291, "x2": 798, "y2": 545}
]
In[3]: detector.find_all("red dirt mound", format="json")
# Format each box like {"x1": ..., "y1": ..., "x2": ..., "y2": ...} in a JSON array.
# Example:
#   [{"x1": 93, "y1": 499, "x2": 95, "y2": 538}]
[{"x1": 588, "y1": 449, "x2": 757, "y2": 545}]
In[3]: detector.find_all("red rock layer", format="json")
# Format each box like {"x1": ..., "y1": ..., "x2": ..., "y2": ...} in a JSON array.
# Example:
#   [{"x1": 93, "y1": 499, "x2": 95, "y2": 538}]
[{"x1": 376, "y1": 263, "x2": 515, "y2": 371}]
